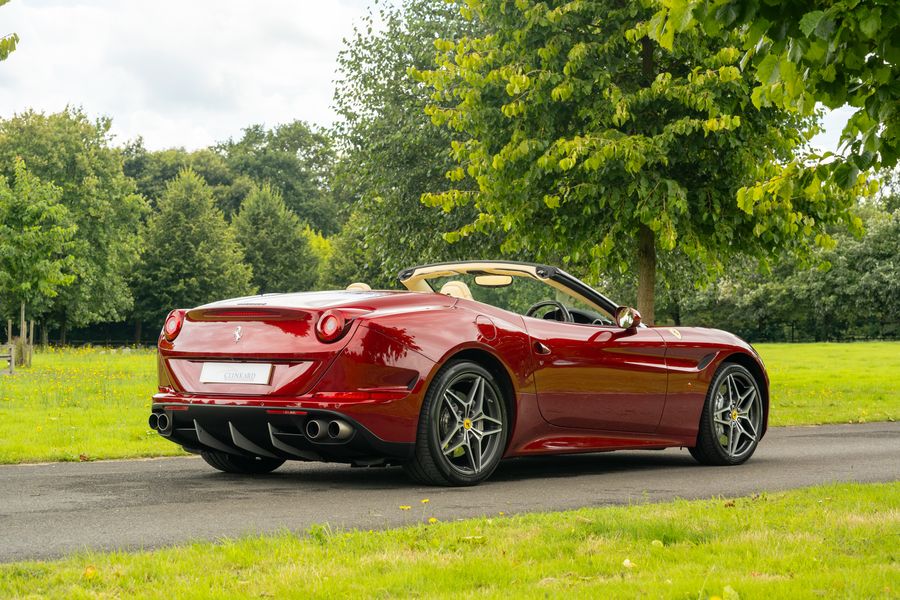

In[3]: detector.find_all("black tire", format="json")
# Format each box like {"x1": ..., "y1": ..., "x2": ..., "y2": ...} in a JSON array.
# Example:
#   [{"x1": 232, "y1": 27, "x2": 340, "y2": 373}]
[
  {"x1": 200, "y1": 450, "x2": 285, "y2": 474},
  {"x1": 404, "y1": 360, "x2": 509, "y2": 486},
  {"x1": 690, "y1": 362, "x2": 764, "y2": 466}
]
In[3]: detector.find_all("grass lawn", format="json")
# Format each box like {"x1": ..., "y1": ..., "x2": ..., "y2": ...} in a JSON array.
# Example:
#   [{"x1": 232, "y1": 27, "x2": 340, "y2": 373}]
[
  {"x1": 0, "y1": 482, "x2": 896, "y2": 598},
  {"x1": 0, "y1": 347, "x2": 184, "y2": 463},
  {"x1": 757, "y1": 342, "x2": 900, "y2": 426},
  {"x1": 0, "y1": 341, "x2": 897, "y2": 464}
]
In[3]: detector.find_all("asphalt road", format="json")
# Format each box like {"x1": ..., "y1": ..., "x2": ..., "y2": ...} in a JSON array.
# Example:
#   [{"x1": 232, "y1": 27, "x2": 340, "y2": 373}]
[{"x1": 1, "y1": 422, "x2": 897, "y2": 562}]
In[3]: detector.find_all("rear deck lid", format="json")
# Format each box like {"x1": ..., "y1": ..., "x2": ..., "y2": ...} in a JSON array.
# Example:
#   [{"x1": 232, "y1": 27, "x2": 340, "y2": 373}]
[{"x1": 159, "y1": 292, "x2": 387, "y2": 396}]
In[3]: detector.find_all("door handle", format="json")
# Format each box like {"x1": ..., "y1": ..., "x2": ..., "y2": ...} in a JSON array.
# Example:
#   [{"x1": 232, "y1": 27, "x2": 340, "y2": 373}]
[{"x1": 533, "y1": 342, "x2": 552, "y2": 355}]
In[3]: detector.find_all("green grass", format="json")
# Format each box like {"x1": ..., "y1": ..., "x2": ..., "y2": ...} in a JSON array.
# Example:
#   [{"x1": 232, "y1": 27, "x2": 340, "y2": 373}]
[
  {"x1": 757, "y1": 342, "x2": 900, "y2": 426},
  {"x1": 0, "y1": 342, "x2": 897, "y2": 464},
  {"x1": 0, "y1": 346, "x2": 184, "y2": 463},
  {"x1": 0, "y1": 482, "x2": 896, "y2": 598}
]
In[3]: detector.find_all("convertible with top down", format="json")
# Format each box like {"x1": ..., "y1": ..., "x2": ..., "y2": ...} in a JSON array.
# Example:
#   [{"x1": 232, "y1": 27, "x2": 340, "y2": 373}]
[{"x1": 150, "y1": 261, "x2": 768, "y2": 486}]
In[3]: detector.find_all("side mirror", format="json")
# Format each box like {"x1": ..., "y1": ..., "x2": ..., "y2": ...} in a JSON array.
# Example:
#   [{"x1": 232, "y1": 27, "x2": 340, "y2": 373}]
[{"x1": 615, "y1": 306, "x2": 642, "y2": 329}]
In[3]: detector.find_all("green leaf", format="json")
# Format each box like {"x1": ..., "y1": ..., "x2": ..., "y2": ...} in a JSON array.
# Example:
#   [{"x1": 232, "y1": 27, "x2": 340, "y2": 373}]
[
  {"x1": 798, "y1": 11, "x2": 825, "y2": 38},
  {"x1": 858, "y1": 8, "x2": 881, "y2": 40},
  {"x1": 755, "y1": 54, "x2": 780, "y2": 85},
  {"x1": 832, "y1": 162, "x2": 860, "y2": 190}
]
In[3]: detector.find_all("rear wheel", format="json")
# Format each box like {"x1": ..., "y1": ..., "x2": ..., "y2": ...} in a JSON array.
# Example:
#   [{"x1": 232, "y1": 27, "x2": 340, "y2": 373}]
[
  {"x1": 689, "y1": 363, "x2": 764, "y2": 466},
  {"x1": 404, "y1": 360, "x2": 508, "y2": 486},
  {"x1": 200, "y1": 450, "x2": 285, "y2": 474}
]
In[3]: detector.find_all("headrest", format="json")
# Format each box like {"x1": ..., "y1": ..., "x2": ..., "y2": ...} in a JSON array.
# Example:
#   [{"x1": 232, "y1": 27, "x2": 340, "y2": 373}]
[
  {"x1": 439, "y1": 280, "x2": 474, "y2": 301},
  {"x1": 346, "y1": 282, "x2": 372, "y2": 291}
]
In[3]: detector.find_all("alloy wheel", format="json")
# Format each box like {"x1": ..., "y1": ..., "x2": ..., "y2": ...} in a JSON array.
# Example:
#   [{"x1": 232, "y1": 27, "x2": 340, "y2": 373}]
[
  {"x1": 437, "y1": 372, "x2": 505, "y2": 476},
  {"x1": 711, "y1": 371, "x2": 762, "y2": 460}
]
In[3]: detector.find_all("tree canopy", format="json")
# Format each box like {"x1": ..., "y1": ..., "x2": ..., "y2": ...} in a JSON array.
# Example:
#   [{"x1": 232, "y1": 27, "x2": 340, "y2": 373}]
[
  {"x1": 231, "y1": 183, "x2": 319, "y2": 294},
  {"x1": 326, "y1": 0, "x2": 493, "y2": 289},
  {"x1": 132, "y1": 169, "x2": 254, "y2": 323},
  {"x1": 0, "y1": 109, "x2": 146, "y2": 333},
  {"x1": 218, "y1": 121, "x2": 338, "y2": 234},
  {"x1": 648, "y1": 0, "x2": 898, "y2": 186},
  {"x1": 123, "y1": 140, "x2": 245, "y2": 215},
  {"x1": 675, "y1": 204, "x2": 899, "y2": 341},
  {"x1": 414, "y1": 0, "x2": 857, "y2": 322},
  {"x1": 0, "y1": 158, "x2": 75, "y2": 334}
]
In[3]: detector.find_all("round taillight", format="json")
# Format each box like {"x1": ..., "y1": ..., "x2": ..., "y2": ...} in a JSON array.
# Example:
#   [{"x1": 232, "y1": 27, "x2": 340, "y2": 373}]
[
  {"x1": 163, "y1": 309, "x2": 185, "y2": 342},
  {"x1": 316, "y1": 310, "x2": 347, "y2": 343}
]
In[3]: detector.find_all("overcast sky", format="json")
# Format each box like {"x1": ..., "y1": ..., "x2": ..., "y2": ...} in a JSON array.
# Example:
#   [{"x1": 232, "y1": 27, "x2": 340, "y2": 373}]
[{"x1": 1, "y1": 0, "x2": 849, "y2": 152}]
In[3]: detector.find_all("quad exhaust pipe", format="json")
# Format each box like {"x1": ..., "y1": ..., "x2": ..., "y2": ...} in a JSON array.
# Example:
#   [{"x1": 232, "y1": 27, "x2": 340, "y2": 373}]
[
  {"x1": 305, "y1": 419, "x2": 329, "y2": 441},
  {"x1": 327, "y1": 420, "x2": 353, "y2": 441},
  {"x1": 148, "y1": 412, "x2": 170, "y2": 431},
  {"x1": 305, "y1": 418, "x2": 354, "y2": 442},
  {"x1": 151, "y1": 411, "x2": 354, "y2": 443}
]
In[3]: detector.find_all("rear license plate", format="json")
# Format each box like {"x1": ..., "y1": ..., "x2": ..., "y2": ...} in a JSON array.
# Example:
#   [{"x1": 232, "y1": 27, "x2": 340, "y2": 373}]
[{"x1": 199, "y1": 362, "x2": 272, "y2": 385}]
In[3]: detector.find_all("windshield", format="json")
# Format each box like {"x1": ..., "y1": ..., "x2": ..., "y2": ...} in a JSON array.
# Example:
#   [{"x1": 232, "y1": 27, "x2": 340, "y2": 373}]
[{"x1": 427, "y1": 273, "x2": 614, "y2": 325}]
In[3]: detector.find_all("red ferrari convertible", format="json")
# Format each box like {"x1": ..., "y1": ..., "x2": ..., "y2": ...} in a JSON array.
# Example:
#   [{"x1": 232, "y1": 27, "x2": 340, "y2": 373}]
[{"x1": 150, "y1": 261, "x2": 768, "y2": 486}]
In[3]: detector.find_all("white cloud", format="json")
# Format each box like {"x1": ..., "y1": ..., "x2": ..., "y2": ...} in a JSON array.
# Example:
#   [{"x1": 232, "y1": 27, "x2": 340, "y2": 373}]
[{"x1": 0, "y1": 0, "x2": 372, "y2": 149}]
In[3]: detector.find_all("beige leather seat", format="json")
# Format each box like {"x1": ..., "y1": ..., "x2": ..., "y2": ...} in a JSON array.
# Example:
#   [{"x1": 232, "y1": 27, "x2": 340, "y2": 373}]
[
  {"x1": 346, "y1": 282, "x2": 371, "y2": 291},
  {"x1": 439, "y1": 280, "x2": 474, "y2": 301}
]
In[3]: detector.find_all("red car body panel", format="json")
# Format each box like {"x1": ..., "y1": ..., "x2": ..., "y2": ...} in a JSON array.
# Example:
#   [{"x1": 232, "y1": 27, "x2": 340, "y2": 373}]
[{"x1": 153, "y1": 286, "x2": 769, "y2": 462}]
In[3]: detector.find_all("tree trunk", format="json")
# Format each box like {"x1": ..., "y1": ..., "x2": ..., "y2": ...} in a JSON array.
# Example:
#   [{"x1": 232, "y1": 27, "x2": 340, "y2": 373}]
[
  {"x1": 19, "y1": 302, "x2": 26, "y2": 342},
  {"x1": 671, "y1": 296, "x2": 681, "y2": 326},
  {"x1": 641, "y1": 36, "x2": 654, "y2": 83},
  {"x1": 134, "y1": 320, "x2": 143, "y2": 344},
  {"x1": 637, "y1": 224, "x2": 656, "y2": 325},
  {"x1": 60, "y1": 323, "x2": 67, "y2": 346},
  {"x1": 41, "y1": 323, "x2": 49, "y2": 348}
]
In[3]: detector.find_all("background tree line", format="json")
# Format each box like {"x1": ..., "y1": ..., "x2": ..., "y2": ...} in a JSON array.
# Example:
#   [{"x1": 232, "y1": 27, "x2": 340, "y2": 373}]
[{"x1": 0, "y1": 0, "x2": 897, "y2": 345}]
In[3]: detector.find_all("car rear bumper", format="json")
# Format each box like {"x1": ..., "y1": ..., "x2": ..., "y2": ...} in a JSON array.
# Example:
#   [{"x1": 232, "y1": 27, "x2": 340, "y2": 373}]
[{"x1": 150, "y1": 400, "x2": 414, "y2": 465}]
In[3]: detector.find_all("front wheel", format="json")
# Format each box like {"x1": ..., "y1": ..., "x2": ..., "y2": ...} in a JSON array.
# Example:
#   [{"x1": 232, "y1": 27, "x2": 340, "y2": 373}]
[
  {"x1": 404, "y1": 360, "x2": 509, "y2": 486},
  {"x1": 689, "y1": 363, "x2": 764, "y2": 466},
  {"x1": 200, "y1": 450, "x2": 285, "y2": 474}
]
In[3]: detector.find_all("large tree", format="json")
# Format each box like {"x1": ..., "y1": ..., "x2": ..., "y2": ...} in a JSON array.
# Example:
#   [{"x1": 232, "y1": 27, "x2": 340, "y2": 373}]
[
  {"x1": 0, "y1": 109, "x2": 146, "y2": 337},
  {"x1": 0, "y1": 158, "x2": 75, "y2": 340},
  {"x1": 415, "y1": 0, "x2": 858, "y2": 322},
  {"x1": 231, "y1": 183, "x2": 318, "y2": 293},
  {"x1": 218, "y1": 121, "x2": 339, "y2": 234},
  {"x1": 132, "y1": 169, "x2": 254, "y2": 326}
]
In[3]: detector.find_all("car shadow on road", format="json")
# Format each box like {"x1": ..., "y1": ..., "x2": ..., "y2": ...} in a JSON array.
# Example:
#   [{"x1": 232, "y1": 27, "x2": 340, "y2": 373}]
[
  {"x1": 490, "y1": 450, "x2": 699, "y2": 482},
  {"x1": 202, "y1": 448, "x2": 705, "y2": 490}
]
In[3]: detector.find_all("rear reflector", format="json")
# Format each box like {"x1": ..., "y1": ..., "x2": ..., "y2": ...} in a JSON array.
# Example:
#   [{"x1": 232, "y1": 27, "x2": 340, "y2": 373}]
[
  {"x1": 164, "y1": 405, "x2": 190, "y2": 411},
  {"x1": 311, "y1": 390, "x2": 408, "y2": 401}
]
